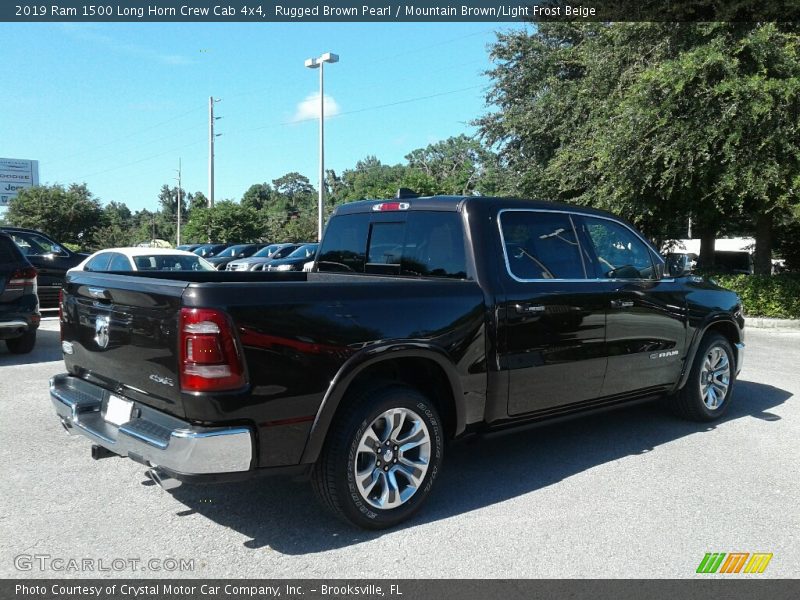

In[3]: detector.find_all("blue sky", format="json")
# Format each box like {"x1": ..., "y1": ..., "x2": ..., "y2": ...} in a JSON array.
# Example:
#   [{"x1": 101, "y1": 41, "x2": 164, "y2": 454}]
[{"x1": 2, "y1": 22, "x2": 526, "y2": 212}]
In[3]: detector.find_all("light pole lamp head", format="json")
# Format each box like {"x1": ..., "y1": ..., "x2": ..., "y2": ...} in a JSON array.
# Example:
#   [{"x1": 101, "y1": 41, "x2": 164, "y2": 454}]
[
  {"x1": 304, "y1": 57, "x2": 319, "y2": 69},
  {"x1": 320, "y1": 52, "x2": 339, "y2": 64}
]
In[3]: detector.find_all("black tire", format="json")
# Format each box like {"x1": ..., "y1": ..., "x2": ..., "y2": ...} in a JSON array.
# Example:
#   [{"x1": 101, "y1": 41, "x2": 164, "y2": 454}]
[
  {"x1": 669, "y1": 333, "x2": 735, "y2": 422},
  {"x1": 311, "y1": 384, "x2": 444, "y2": 529},
  {"x1": 6, "y1": 329, "x2": 36, "y2": 354}
]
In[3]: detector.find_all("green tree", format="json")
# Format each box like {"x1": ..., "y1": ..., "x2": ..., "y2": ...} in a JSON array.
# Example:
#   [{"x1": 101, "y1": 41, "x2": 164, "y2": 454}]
[
  {"x1": 6, "y1": 183, "x2": 103, "y2": 247},
  {"x1": 405, "y1": 135, "x2": 504, "y2": 196},
  {"x1": 93, "y1": 200, "x2": 136, "y2": 249},
  {"x1": 478, "y1": 22, "x2": 800, "y2": 274},
  {"x1": 183, "y1": 200, "x2": 262, "y2": 243},
  {"x1": 241, "y1": 183, "x2": 273, "y2": 211}
]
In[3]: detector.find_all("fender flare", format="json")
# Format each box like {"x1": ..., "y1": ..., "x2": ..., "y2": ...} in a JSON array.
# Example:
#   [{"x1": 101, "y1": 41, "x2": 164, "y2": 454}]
[
  {"x1": 675, "y1": 314, "x2": 742, "y2": 392},
  {"x1": 299, "y1": 342, "x2": 466, "y2": 464}
]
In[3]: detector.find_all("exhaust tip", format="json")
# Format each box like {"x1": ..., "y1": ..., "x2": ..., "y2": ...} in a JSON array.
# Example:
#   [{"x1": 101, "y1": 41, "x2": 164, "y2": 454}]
[{"x1": 145, "y1": 468, "x2": 182, "y2": 491}]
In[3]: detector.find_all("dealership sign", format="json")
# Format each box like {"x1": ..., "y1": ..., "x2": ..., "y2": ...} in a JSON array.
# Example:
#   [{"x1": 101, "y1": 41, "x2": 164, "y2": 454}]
[{"x1": 0, "y1": 158, "x2": 39, "y2": 209}]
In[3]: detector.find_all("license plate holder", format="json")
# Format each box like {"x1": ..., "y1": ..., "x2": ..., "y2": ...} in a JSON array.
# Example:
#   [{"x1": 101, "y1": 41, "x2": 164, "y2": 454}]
[{"x1": 105, "y1": 394, "x2": 133, "y2": 426}]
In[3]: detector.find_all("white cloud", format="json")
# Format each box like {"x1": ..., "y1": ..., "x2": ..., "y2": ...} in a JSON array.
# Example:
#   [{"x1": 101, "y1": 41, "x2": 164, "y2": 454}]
[{"x1": 293, "y1": 92, "x2": 341, "y2": 122}]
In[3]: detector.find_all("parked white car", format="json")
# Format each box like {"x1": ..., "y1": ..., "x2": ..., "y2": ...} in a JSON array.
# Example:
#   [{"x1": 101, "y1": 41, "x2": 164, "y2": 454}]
[{"x1": 69, "y1": 247, "x2": 215, "y2": 273}]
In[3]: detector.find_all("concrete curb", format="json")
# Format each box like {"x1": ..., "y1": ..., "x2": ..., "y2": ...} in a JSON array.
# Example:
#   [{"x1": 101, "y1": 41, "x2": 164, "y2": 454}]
[{"x1": 746, "y1": 317, "x2": 800, "y2": 331}]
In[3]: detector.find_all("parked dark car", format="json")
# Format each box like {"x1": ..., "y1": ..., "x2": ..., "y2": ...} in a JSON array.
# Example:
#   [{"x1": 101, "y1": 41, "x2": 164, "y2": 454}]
[
  {"x1": 176, "y1": 244, "x2": 204, "y2": 252},
  {"x1": 226, "y1": 243, "x2": 301, "y2": 271},
  {"x1": 193, "y1": 243, "x2": 232, "y2": 259},
  {"x1": 0, "y1": 227, "x2": 86, "y2": 308},
  {"x1": 205, "y1": 244, "x2": 268, "y2": 270},
  {"x1": 262, "y1": 243, "x2": 318, "y2": 271},
  {"x1": 51, "y1": 195, "x2": 745, "y2": 529},
  {"x1": 0, "y1": 232, "x2": 40, "y2": 354}
]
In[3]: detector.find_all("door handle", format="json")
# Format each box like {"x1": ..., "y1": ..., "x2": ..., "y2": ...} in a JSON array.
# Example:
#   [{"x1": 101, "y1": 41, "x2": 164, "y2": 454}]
[
  {"x1": 515, "y1": 303, "x2": 546, "y2": 314},
  {"x1": 610, "y1": 300, "x2": 634, "y2": 309}
]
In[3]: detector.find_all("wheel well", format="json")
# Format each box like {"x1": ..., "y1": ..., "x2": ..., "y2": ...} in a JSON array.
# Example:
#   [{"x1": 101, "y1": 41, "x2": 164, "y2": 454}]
[
  {"x1": 342, "y1": 357, "x2": 458, "y2": 440},
  {"x1": 704, "y1": 320, "x2": 741, "y2": 347}
]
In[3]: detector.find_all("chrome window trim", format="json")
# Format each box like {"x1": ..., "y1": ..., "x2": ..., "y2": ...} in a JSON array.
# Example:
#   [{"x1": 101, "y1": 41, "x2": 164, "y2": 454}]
[{"x1": 497, "y1": 207, "x2": 667, "y2": 284}]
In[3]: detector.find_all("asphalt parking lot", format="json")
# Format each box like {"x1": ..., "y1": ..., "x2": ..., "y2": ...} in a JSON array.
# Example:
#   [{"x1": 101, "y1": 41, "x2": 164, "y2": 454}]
[{"x1": 1, "y1": 317, "x2": 797, "y2": 578}]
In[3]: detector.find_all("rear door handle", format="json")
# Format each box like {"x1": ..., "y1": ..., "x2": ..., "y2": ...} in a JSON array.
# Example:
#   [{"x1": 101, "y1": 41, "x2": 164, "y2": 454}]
[{"x1": 610, "y1": 300, "x2": 634, "y2": 309}]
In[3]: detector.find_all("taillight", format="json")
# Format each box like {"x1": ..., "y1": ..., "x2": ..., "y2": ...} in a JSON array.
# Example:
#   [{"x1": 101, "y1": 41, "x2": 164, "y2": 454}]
[
  {"x1": 58, "y1": 288, "x2": 64, "y2": 321},
  {"x1": 7, "y1": 266, "x2": 37, "y2": 293},
  {"x1": 179, "y1": 307, "x2": 245, "y2": 392}
]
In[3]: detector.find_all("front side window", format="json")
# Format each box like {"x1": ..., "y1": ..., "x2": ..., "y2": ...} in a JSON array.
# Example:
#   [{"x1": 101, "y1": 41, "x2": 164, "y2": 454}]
[
  {"x1": 579, "y1": 216, "x2": 655, "y2": 279},
  {"x1": 85, "y1": 253, "x2": 112, "y2": 271},
  {"x1": 108, "y1": 253, "x2": 132, "y2": 271},
  {"x1": 499, "y1": 211, "x2": 586, "y2": 280}
]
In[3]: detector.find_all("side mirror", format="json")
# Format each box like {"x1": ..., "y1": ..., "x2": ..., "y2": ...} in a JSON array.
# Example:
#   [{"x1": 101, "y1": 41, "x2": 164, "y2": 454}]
[{"x1": 664, "y1": 254, "x2": 694, "y2": 277}]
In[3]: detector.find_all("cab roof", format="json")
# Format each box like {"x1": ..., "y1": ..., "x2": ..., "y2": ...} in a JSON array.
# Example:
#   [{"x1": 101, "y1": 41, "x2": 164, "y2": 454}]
[{"x1": 333, "y1": 195, "x2": 625, "y2": 220}]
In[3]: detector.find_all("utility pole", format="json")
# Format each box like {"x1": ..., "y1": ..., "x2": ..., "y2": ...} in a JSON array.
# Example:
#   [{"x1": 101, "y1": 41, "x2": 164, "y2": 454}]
[
  {"x1": 208, "y1": 96, "x2": 222, "y2": 209},
  {"x1": 175, "y1": 158, "x2": 182, "y2": 247}
]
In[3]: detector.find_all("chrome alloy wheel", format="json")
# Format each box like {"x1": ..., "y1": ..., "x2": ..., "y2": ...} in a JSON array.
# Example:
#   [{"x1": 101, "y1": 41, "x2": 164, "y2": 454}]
[
  {"x1": 699, "y1": 345, "x2": 731, "y2": 410},
  {"x1": 354, "y1": 407, "x2": 431, "y2": 510}
]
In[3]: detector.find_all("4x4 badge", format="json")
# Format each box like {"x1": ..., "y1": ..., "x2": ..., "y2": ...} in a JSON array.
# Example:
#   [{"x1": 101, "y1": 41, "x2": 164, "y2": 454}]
[{"x1": 94, "y1": 315, "x2": 110, "y2": 349}]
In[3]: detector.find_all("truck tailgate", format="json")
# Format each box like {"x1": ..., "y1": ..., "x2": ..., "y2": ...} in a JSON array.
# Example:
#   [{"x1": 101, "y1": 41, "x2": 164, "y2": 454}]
[{"x1": 61, "y1": 273, "x2": 190, "y2": 418}]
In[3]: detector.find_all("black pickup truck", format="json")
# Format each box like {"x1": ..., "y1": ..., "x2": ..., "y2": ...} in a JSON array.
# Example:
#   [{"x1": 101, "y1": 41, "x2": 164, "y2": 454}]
[{"x1": 51, "y1": 195, "x2": 744, "y2": 528}]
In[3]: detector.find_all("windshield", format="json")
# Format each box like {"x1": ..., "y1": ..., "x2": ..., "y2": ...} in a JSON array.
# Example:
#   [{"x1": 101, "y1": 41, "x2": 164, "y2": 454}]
[
  {"x1": 287, "y1": 244, "x2": 318, "y2": 259},
  {"x1": 133, "y1": 254, "x2": 215, "y2": 271},
  {"x1": 272, "y1": 245, "x2": 300, "y2": 259},
  {"x1": 253, "y1": 245, "x2": 278, "y2": 258},
  {"x1": 215, "y1": 245, "x2": 249, "y2": 258}
]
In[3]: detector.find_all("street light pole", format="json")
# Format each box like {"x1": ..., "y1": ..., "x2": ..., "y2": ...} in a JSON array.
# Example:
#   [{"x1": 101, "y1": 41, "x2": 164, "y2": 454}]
[
  {"x1": 176, "y1": 158, "x2": 182, "y2": 247},
  {"x1": 305, "y1": 52, "x2": 339, "y2": 242}
]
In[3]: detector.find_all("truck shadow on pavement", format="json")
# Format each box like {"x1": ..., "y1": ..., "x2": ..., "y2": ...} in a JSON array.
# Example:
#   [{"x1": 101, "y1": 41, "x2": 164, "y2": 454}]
[
  {"x1": 0, "y1": 327, "x2": 62, "y2": 366},
  {"x1": 168, "y1": 379, "x2": 790, "y2": 555}
]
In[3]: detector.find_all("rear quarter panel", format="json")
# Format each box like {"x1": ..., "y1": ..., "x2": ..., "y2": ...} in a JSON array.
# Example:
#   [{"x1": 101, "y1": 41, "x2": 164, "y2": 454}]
[{"x1": 185, "y1": 273, "x2": 487, "y2": 467}]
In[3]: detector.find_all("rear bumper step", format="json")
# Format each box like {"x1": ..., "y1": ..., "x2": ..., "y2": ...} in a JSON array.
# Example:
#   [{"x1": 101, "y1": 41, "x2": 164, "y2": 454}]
[{"x1": 50, "y1": 373, "x2": 253, "y2": 475}]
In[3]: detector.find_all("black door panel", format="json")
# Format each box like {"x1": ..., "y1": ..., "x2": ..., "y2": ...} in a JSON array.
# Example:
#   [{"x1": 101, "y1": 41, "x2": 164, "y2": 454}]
[
  {"x1": 603, "y1": 281, "x2": 687, "y2": 396},
  {"x1": 500, "y1": 283, "x2": 609, "y2": 415}
]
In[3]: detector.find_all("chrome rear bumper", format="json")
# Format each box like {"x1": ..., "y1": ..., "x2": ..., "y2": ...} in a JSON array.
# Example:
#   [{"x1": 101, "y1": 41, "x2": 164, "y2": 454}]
[{"x1": 50, "y1": 374, "x2": 252, "y2": 475}]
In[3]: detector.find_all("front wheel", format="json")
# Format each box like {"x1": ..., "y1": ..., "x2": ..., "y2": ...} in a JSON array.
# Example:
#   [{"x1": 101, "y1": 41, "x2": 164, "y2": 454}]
[
  {"x1": 312, "y1": 385, "x2": 444, "y2": 529},
  {"x1": 669, "y1": 333, "x2": 735, "y2": 422}
]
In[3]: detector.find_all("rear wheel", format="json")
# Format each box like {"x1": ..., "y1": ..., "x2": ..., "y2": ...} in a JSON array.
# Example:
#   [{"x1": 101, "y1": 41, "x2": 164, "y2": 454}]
[
  {"x1": 669, "y1": 333, "x2": 735, "y2": 421},
  {"x1": 6, "y1": 329, "x2": 36, "y2": 354},
  {"x1": 312, "y1": 384, "x2": 444, "y2": 529}
]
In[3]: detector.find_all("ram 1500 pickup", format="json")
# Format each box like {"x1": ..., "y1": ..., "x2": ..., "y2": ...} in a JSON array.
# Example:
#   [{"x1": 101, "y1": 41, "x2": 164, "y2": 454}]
[{"x1": 51, "y1": 195, "x2": 745, "y2": 528}]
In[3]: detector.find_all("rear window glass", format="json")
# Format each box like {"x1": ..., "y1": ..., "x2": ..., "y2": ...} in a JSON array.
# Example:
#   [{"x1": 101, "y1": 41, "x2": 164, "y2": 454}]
[
  {"x1": 500, "y1": 211, "x2": 586, "y2": 280},
  {"x1": 0, "y1": 236, "x2": 23, "y2": 263},
  {"x1": 317, "y1": 211, "x2": 468, "y2": 279}
]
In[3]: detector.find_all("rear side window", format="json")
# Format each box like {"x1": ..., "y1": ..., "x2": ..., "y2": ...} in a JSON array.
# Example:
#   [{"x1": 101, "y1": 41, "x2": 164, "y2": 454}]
[
  {"x1": 317, "y1": 211, "x2": 468, "y2": 279},
  {"x1": 499, "y1": 211, "x2": 586, "y2": 280}
]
